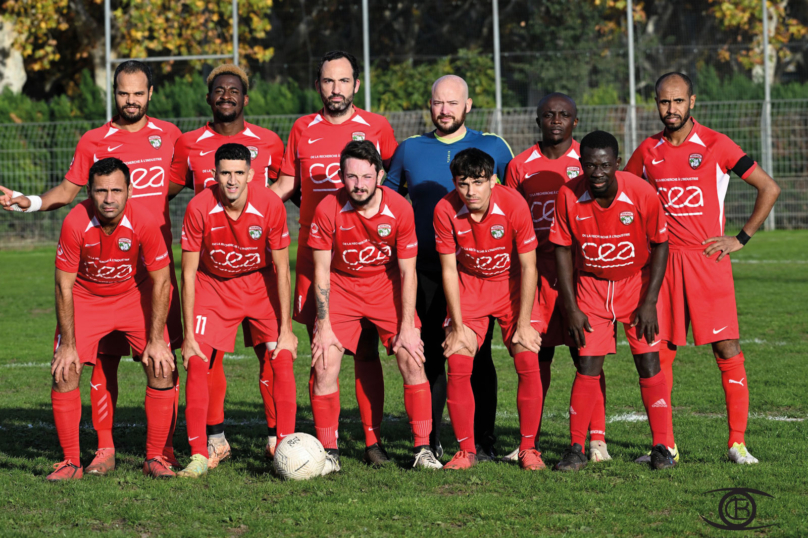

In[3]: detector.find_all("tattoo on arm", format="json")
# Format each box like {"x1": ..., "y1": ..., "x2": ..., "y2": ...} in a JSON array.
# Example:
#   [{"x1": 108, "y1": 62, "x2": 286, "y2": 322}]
[{"x1": 315, "y1": 283, "x2": 330, "y2": 320}]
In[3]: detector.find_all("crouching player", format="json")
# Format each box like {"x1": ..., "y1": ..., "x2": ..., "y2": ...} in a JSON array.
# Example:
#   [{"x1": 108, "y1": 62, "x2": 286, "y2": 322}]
[
  {"x1": 549, "y1": 131, "x2": 675, "y2": 471},
  {"x1": 309, "y1": 140, "x2": 442, "y2": 474},
  {"x1": 48, "y1": 158, "x2": 175, "y2": 480},
  {"x1": 179, "y1": 143, "x2": 297, "y2": 478},
  {"x1": 434, "y1": 148, "x2": 545, "y2": 471}
]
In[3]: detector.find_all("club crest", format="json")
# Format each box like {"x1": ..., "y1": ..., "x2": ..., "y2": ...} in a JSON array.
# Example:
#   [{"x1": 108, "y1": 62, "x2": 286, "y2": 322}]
[
  {"x1": 352, "y1": 132, "x2": 366, "y2": 141},
  {"x1": 310, "y1": 223, "x2": 319, "y2": 235},
  {"x1": 118, "y1": 238, "x2": 132, "y2": 251},
  {"x1": 148, "y1": 135, "x2": 162, "y2": 149},
  {"x1": 491, "y1": 224, "x2": 505, "y2": 239},
  {"x1": 619, "y1": 211, "x2": 634, "y2": 225},
  {"x1": 248, "y1": 146, "x2": 259, "y2": 160},
  {"x1": 249, "y1": 225, "x2": 263, "y2": 240},
  {"x1": 377, "y1": 224, "x2": 392, "y2": 237},
  {"x1": 689, "y1": 153, "x2": 703, "y2": 169},
  {"x1": 566, "y1": 166, "x2": 581, "y2": 179}
]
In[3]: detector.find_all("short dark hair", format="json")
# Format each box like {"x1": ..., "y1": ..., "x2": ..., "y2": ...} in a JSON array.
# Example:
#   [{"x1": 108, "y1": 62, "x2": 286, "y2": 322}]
[
  {"x1": 88, "y1": 158, "x2": 130, "y2": 188},
  {"x1": 450, "y1": 148, "x2": 495, "y2": 181},
  {"x1": 317, "y1": 50, "x2": 360, "y2": 82},
  {"x1": 215, "y1": 143, "x2": 252, "y2": 166},
  {"x1": 113, "y1": 61, "x2": 153, "y2": 91},
  {"x1": 537, "y1": 92, "x2": 577, "y2": 118},
  {"x1": 580, "y1": 130, "x2": 620, "y2": 160},
  {"x1": 655, "y1": 72, "x2": 693, "y2": 97},
  {"x1": 340, "y1": 140, "x2": 383, "y2": 173}
]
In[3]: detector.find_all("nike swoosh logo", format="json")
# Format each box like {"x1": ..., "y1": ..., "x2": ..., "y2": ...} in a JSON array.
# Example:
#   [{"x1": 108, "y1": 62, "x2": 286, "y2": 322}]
[
  {"x1": 649, "y1": 340, "x2": 661, "y2": 347},
  {"x1": 339, "y1": 226, "x2": 355, "y2": 231},
  {"x1": 526, "y1": 172, "x2": 541, "y2": 179},
  {"x1": 457, "y1": 229, "x2": 471, "y2": 235},
  {"x1": 458, "y1": 436, "x2": 469, "y2": 443},
  {"x1": 576, "y1": 216, "x2": 592, "y2": 221},
  {"x1": 84, "y1": 242, "x2": 100, "y2": 247},
  {"x1": 713, "y1": 326, "x2": 728, "y2": 334},
  {"x1": 652, "y1": 158, "x2": 664, "y2": 165},
  {"x1": 211, "y1": 226, "x2": 226, "y2": 232},
  {"x1": 308, "y1": 138, "x2": 323, "y2": 144},
  {"x1": 107, "y1": 145, "x2": 122, "y2": 152},
  {"x1": 90, "y1": 383, "x2": 101, "y2": 390},
  {"x1": 200, "y1": 150, "x2": 215, "y2": 156},
  {"x1": 188, "y1": 436, "x2": 199, "y2": 441}
]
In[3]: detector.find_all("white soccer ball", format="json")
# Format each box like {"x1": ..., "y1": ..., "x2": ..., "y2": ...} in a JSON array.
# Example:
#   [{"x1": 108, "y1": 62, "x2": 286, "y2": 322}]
[{"x1": 273, "y1": 432, "x2": 326, "y2": 480}]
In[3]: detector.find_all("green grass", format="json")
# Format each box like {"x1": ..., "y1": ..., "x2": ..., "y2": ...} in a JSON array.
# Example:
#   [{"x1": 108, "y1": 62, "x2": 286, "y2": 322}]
[{"x1": 1, "y1": 232, "x2": 807, "y2": 537}]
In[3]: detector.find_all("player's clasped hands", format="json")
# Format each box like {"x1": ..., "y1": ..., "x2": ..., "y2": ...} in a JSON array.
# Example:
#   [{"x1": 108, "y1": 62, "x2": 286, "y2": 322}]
[
  {"x1": 311, "y1": 323, "x2": 344, "y2": 368},
  {"x1": 141, "y1": 339, "x2": 176, "y2": 378},
  {"x1": 702, "y1": 235, "x2": 744, "y2": 261},
  {"x1": 51, "y1": 343, "x2": 81, "y2": 384},
  {"x1": 511, "y1": 324, "x2": 543, "y2": 354},
  {"x1": 181, "y1": 335, "x2": 208, "y2": 370},
  {"x1": 391, "y1": 325, "x2": 426, "y2": 368},
  {"x1": 567, "y1": 309, "x2": 594, "y2": 349}
]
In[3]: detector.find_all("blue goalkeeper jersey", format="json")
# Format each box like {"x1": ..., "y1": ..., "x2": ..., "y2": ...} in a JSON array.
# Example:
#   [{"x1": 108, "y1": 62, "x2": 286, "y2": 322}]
[{"x1": 384, "y1": 128, "x2": 513, "y2": 272}]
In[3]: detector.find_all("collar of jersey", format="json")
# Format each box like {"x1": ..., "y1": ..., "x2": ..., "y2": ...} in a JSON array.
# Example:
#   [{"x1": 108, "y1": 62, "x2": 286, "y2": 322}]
[
  {"x1": 341, "y1": 186, "x2": 387, "y2": 219},
  {"x1": 461, "y1": 185, "x2": 503, "y2": 223},
  {"x1": 582, "y1": 174, "x2": 626, "y2": 212},
  {"x1": 658, "y1": 117, "x2": 702, "y2": 147},
  {"x1": 316, "y1": 106, "x2": 365, "y2": 126},
  {"x1": 204, "y1": 121, "x2": 252, "y2": 137},
  {"x1": 106, "y1": 115, "x2": 154, "y2": 136},
  {"x1": 533, "y1": 140, "x2": 580, "y2": 160},
  {"x1": 433, "y1": 129, "x2": 468, "y2": 145},
  {"x1": 213, "y1": 183, "x2": 253, "y2": 221}
]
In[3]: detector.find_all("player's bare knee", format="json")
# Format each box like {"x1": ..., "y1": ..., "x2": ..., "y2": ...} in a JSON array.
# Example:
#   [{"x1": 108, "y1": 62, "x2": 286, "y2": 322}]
[
  {"x1": 634, "y1": 352, "x2": 661, "y2": 378},
  {"x1": 712, "y1": 339, "x2": 741, "y2": 360},
  {"x1": 52, "y1": 367, "x2": 82, "y2": 392},
  {"x1": 143, "y1": 363, "x2": 173, "y2": 389},
  {"x1": 577, "y1": 355, "x2": 605, "y2": 376}
]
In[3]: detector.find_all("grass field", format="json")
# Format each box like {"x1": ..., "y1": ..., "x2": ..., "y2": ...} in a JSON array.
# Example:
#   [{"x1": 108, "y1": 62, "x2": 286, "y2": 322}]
[{"x1": 1, "y1": 232, "x2": 807, "y2": 537}]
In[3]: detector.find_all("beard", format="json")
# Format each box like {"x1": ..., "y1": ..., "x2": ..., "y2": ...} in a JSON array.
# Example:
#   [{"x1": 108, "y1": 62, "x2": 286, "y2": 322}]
[
  {"x1": 322, "y1": 92, "x2": 354, "y2": 116},
  {"x1": 432, "y1": 108, "x2": 467, "y2": 135},
  {"x1": 348, "y1": 185, "x2": 376, "y2": 207},
  {"x1": 118, "y1": 101, "x2": 148, "y2": 122},
  {"x1": 662, "y1": 107, "x2": 691, "y2": 132},
  {"x1": 213, "y1": 100, "x2": 240, "y2": 123}
]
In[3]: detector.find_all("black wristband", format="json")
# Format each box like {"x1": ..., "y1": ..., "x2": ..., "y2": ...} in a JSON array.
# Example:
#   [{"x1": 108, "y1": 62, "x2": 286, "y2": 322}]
[{"x1": 736, "y1": 230, "x2": 751, "y2": 245}]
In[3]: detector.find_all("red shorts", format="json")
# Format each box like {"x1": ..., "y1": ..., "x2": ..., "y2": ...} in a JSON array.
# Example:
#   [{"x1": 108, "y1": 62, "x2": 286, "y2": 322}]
[
  {"x1": 192, "y1": 270, "x2": 280, "y2": 353},
  {"x1": 536, "y1": 254, "x2": 574, "y2": 348},
  {"x1": 327, "y1": 270, "x2": 421, "y2": 355},
  {"x1": 293, "y1": 239, "x2": 316, "y2": 326},
  {"x1": 443, "y1": 272, "x2": 542, "y2": 353},
  {"x1": 576, "y1": 270, "x2": 661, "y2": 357},
  {"x1": 242, "y1": 262, "x2": 278, "y2": 348},
  {"x1": 658, "y1": 247, "x2": 739, "y2": 347},
  {"x1": 55, "y1": 283, "x2": 169, "y2": 365}
]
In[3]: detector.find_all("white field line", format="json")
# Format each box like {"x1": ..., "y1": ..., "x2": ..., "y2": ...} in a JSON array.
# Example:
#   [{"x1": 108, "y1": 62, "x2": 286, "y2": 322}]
[
  {"x1": 490, "y1": 338, "x2": 787, "y2": 351},
  {"x1": 732, "y1": 259, "x2": 808, "y2": 264}
]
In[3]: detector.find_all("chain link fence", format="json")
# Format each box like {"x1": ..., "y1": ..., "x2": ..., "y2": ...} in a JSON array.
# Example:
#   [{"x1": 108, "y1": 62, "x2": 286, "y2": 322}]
[{"x1": 1, "y1": 102, "x2": 805, "y2": 247}]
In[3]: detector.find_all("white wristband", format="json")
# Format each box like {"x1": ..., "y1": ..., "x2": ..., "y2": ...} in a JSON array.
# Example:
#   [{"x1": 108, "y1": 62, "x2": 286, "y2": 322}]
[
  {"x1": 9, "y1": 191, "x2": 25, "y2": 212},
  {"x1": 26, "y1": 195, "x2": 43, "y2": 212}
]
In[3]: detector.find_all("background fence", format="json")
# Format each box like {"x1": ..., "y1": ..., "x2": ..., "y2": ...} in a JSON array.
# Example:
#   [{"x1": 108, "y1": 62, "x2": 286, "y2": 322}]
[{"x1": 1, "y1": 101, "x2": 806, "y2": 247}]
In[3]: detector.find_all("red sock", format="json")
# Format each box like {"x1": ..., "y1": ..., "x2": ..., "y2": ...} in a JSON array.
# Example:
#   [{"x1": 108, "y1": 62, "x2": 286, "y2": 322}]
[
  {"x1": 659, "y1": 342, "x2": 677, "y2": 447},
  {"x1": 589, "y1": 369, "x2": 607, "y2": 443},
  {"x1": 258, "y1": 346, "x2": 277, "y2": 430},
  {"x1": 91, "y1": 355, "x2": 120, "y2": 449},
  {"x1": 403, "y1": 382, "x2": 432, "y2": 447},
  {"x1": 639, "y1": 371, "x2": 670, "y2": 447},
  {"x1": 270, "y1": 349, "x2": 297, "y2": 441},
  {"x1": 52, "y1": 388, "x2": 82, "y2": 462},
  {"x1": 163, "y1": 369, "x2": 179, "y2": 461},
  {"x1": 206, "y1": 350, "x2": 226, "y2": 428},
  {"x1": 569, "y1": 372, "x2": 600, "y2": 448},
  {"x1": 514, "y1": 352, "x2": 543, "y2": 451},
  {"x1": 355, "y1": 357, "x2": 384, "y2": 446},
  {"x1": 446, "y1": 354, "x2": 475, "y2": 453},
  {"x1": 536, "y1": 359, "x2": 552, "y2": 444},
  {"x1": 311, "y1": 390, "x2": 340, "y2": 449},
  {"x1": 185, "y1": 346, "x2": 213, "y2": 456},
  {"x1": 145, "y1": 387, "x2": 174, "y2": 460},
  {"x1": 717, "y1": 352, "x2": 748, "y2": 447}
]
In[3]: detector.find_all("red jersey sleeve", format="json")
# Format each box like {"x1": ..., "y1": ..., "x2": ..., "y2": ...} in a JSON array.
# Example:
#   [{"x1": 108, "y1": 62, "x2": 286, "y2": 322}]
[
  {"x1": 64, "y1": 134, "x2": 97, "y2": 187},
  {"x1": 307, "y1": 197, "x2": 336, "y2": 251},
  {"x1": 268, "y1": 132, "x2": 285, "y2": 180},
  {"x1": 716, "y1": 133, "x2": 756, "y2": 178},
  {"x1": 181, "y1": 200, "x2": 205, "y2": 252},
  {"x1": 279, "y1": 122, "x2": 301, "y2": 178},
  {"x1": 138, "y1": 222, "x2": 171, "y2": 272},
  {"x1": 169, "y1": 135, "x2": 193, "y2": 187},
  {"x1": 643, "y1": 190, "x2": 668, "y2": 244},
  {"x1": 512, "y1": 197, "x2": 538, "y2": 254},
  {"x1": 548, "y1": 187, "x2": 573, "y2": 247},
  {"x1": 624, "y1": 144, "x2": 647, "y2": 178},
  {"x1": 395, "y1": 204, "x2": 418, "y2": 260},
  {"x1": 378, "y1": 120, "x2": 398, "y2": 162},
  {"x1": 266, "y1": 195, "x2": 291, "y2": 250},
  {"x1": 55, "y1": 216, "x2": 83, "y2": 273},
  {"x1": 433, "y1": 200, "x2": 457, "y2": 255},
  {"x1": 503, "y1": 160, "x2": 522, "y2": 191}
]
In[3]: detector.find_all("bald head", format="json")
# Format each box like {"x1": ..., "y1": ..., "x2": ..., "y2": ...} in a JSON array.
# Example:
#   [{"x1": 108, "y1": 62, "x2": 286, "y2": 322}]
[
  {"x1": 430, "y1": 75, "x2": 472, "y2": 137},
  {"x1": 432, "y1": 75, "x2": 469, "y2": 101}
]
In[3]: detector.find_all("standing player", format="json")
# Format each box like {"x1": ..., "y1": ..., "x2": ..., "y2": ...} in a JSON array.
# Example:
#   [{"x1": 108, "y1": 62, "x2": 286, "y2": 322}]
[
  {"x1": 168, "y1": 64, "x2": 286, "y2": 466},
  {"x1": 549, "y1": 131, "x2": 675, "y2": 471},
  {"x1": 308, "y1": 140, "x2": 442, "y2": 473},
  {"x1": 48, "y1": 158, "x2": 176, "y2": 480},
  {"x1": 385, "y1": 75, "x2": 514, "y2": 460},
  {"x1": 0, "y1": 61, "x2": 183, "y2": 475},
  {"x1": 625, "y1": 73, "x2": 780, "y2": 464},
  {"x1": 434, "y1": 148, "x2": 545, "y2": 471},
  {"x1": 270, "y1": 51, "x2": 399, "y2": 465},
  {"x1": 503, "y1": 93, "x2": 609, "y2": 463},
  {"x1": 179, "y1": 144, "x2": 297, "y2": 478}
]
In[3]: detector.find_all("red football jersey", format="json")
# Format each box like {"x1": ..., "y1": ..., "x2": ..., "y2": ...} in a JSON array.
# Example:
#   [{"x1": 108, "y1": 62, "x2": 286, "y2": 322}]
[
  {"x1": 504, "y1": 140, "x2": 582, "y2": 255},
  {"x1": 65, "y1": 117, "x2": 181, "y2": 245},
  {"x1": 549, "y1": 171, "x2": 668, "y2": 281},
  {"x1": 433, "y1": 185, "x2": 538, "y2": 281},
  {"x1": 624, "y1": 118, "x2": 755, "y2": 249},
  {"x1": 56, "y1": 199, "x2": 170, "y2": 296},
  {"x1": 181, "y1": 182, "x2": 290, "y2": 278},
  {"x1": 308, "y1": 186, "x2": 417, "y2": 277},
  {"x1": 169, "y1": 122, "x2": 284, "y2": 194},
  {"x1": 279, "y1": 108, "x2": 398, "y2": 229}
]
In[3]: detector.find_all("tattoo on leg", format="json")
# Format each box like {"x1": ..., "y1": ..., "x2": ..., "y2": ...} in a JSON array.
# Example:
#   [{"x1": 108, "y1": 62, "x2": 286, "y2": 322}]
[{"x1": 316, "y1": 284, "x2": 330, "y2": 320}]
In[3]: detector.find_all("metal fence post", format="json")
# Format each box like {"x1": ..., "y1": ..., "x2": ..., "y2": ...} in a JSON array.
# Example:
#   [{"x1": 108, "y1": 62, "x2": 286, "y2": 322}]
[
  {"x1": 627, "y1": 0, "x2": 637, "y2": 155},
  {"x1": 492, "y1": 0, "x2": 503, "y2": 135},
  {"x1": 762, "y1": 0, "x2": 776, "y2": 231}
]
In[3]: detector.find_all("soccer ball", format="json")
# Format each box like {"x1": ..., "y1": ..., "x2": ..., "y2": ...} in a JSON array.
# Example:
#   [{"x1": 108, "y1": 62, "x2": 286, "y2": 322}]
[{"x1": 273, "y1": 432, "x2": 327, "y2": 480}]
